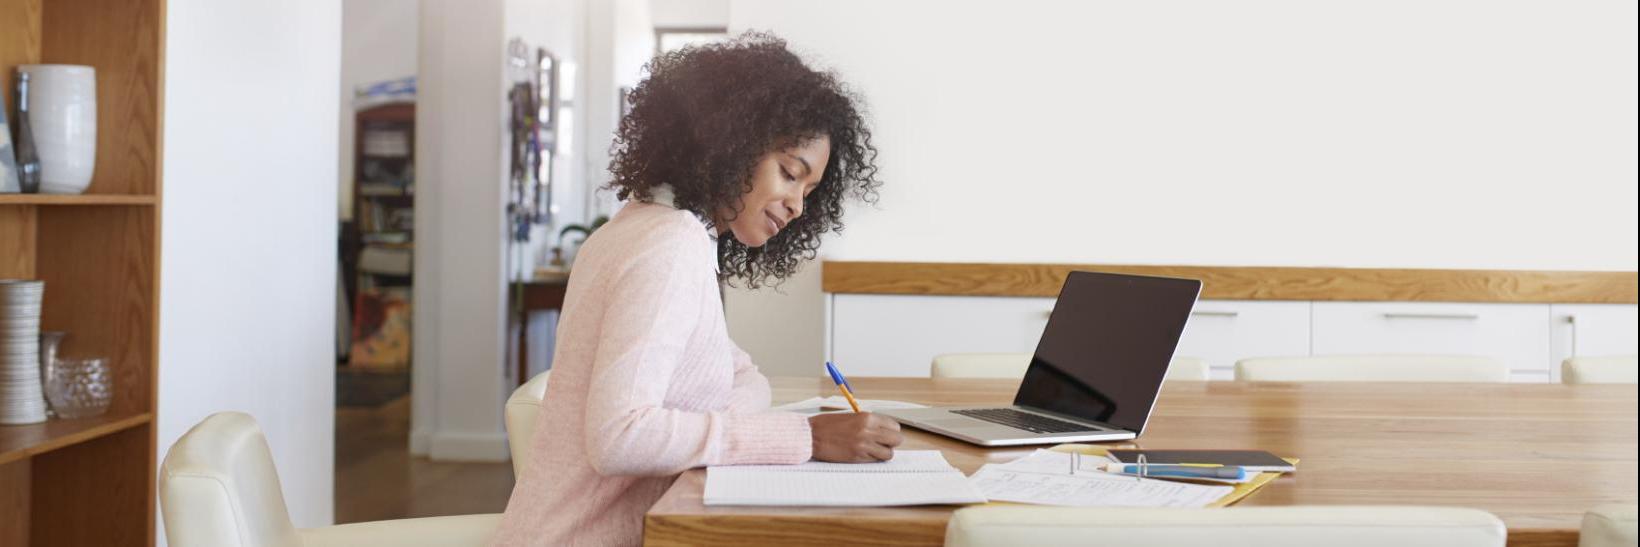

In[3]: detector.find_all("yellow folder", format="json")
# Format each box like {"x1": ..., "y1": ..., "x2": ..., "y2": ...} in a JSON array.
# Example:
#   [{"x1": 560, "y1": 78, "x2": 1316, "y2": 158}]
[{"x1": 1047, "y1": 444, "x2": 1298, "y2": 508}]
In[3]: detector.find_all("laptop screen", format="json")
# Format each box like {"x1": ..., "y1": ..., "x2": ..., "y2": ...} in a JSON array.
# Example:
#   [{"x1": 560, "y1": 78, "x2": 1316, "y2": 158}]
[{"x1": 1013, "y1": 271, "x2": 1201, "y2": 433}]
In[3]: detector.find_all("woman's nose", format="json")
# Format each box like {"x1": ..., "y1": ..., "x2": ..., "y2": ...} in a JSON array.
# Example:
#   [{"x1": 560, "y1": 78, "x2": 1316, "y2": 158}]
[{"x1": 787, "y1": 195, "x2": 804, "y2": 219}]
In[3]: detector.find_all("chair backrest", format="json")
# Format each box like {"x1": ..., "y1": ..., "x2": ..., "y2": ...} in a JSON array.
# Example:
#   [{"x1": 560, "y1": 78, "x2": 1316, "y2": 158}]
[
  {"x1": 930, "y1": 353, "x2": 1212, "y2": 381},
  {"x1": 1580, "y1": 504, "x2": 1639, "y2": 547},
  {"x1": 1234, "y1": 355, "x2": 1507, "y2": 383},
  {"x1": 1166, "y1": 356, "x2": 1211, "y2": 381},
  {"x1": 944, "y1": 505, "x2": 1506, "y2": 547},
  {"x1": 505, "y1": 371, "x2": 551, "y2": 475},
  {"x1": 160, "y1": 412, "x2": 301, "y2": 547},
  {"x1": 930, "y1": 353, "x2": 1031, "y2": 379},
  {"x1": 1562, "y1": 356, "x2": 1639, "y2": 385}
]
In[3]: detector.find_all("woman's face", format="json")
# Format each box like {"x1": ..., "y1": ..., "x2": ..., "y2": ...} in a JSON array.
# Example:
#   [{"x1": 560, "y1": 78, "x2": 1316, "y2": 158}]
[{"x1": 718, "y1": 135, "x2": 830, "y2": 247}]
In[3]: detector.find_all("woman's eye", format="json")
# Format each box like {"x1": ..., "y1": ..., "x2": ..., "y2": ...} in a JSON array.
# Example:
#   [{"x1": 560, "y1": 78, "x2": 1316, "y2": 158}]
[{"x1": 781, "y1": 168, "x2": 796, "y2": 182}]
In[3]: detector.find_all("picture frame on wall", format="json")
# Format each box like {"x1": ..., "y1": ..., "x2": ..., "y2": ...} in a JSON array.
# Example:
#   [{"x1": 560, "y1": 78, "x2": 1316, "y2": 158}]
[{"x1": 535, "y1": 48, "x2": 559, "y2": 220}]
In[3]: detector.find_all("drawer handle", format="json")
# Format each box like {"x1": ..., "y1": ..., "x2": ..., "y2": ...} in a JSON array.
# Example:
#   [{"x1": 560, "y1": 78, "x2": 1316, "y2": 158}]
[
  {"x1": 1382, "y1": 312, "x2": 1479, "y2": 320},
  {"x1": 1191, "y1": 311, "x2": 1240, "y2": 318}
]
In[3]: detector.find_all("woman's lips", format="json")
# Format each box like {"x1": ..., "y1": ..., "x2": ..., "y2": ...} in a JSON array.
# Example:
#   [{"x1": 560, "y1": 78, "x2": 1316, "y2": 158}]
[{"x1": 765, "y1": 211, "x2": 785, "y2": 234}]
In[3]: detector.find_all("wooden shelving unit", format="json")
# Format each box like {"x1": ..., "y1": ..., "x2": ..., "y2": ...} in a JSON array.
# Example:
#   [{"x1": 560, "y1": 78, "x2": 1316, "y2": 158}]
[
  {"x1": 1, "y1": 0, "x2": 164, "y2": 545},
  {"x1": 0, "y1": 194, "x2": 158, "y2": 206}
]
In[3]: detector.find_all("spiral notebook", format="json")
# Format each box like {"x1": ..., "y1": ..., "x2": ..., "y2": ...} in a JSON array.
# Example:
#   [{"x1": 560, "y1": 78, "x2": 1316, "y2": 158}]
[{"x1": 704, "y1": 450, "x2": 988, "y2": 506}]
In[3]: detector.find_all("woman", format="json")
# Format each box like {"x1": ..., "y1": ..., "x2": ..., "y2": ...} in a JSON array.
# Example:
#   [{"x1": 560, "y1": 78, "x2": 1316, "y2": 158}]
[{"x1": 493, "y1": 32, "x2": 898, "y2": 546}]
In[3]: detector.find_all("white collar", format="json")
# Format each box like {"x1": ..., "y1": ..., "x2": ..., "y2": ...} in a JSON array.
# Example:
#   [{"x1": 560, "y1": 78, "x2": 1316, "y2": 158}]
[{"x1": 648, "y1": 184, "x2": 678, "y2": 209}]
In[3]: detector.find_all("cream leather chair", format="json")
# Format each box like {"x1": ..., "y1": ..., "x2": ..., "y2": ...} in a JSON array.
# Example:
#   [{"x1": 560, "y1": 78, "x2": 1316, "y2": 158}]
[
  {"x1": 1580, "y1": 504, "x2": 1639, "y2": 547},
  {"x1": 930, "y1": 353, "x2": 1211, "y2": 381},
  {"x1": 945, "y1": 505, "x2": 1507, "y2": 547},
  {"x1": 1562, "y1": 356, "x2": 1639, "y2": 385},
  {"x1": 160, "y1": 412, "x2": 499, "y2": 547},
  {"x1": 1165, "y1": 356, "x2": 1211, "y2": 381},
  {"x1": 505, "y1": 371, "x2": 551, "y2": 475},
  {"x1": 930, "y1": 353, "x2": 1031, "y2": 379},
  {"x1": 1234, "y1": 355, "x2": 1507, "y2": 383}
]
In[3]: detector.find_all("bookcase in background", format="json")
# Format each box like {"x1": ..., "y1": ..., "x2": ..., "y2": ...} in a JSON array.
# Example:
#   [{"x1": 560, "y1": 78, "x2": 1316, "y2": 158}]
[
  {"x1": 342, "y1": 103, "x2": 414, "y2": 374},
  {"x1": 0, "y1": 0, "x2": 164, "y2": 545}
]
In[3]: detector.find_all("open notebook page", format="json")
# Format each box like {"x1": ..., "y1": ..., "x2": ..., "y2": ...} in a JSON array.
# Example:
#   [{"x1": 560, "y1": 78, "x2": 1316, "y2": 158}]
[
  {"x1": 704, "y1": 450, "x2": 986, "y2": 506},
  {"x1": 716, "y1": 449, "x2": 955, "y2": 473}
]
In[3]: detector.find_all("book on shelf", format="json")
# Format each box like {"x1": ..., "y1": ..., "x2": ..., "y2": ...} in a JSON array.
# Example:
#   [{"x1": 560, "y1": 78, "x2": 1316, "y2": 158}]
[
  {"x1": 361, "y1": 232, "x2": 411, "y2": 245},
  {"x1": 359, "y1": 182, "x2": 409, "y2": 197}
]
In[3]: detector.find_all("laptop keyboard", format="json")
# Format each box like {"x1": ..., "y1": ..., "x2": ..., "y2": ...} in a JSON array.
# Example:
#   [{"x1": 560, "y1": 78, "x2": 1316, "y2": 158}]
[{"x1": 951, "y1": 408, "x2": 1097, "y2": 434}]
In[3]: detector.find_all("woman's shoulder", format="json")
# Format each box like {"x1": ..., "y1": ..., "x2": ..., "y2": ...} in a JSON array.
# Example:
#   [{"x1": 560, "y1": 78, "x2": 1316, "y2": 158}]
[
  {"x1": 600, "y1": 202, "x2": 714, "y2": 248},
  {"x1": 578, "y1": 202, "x2": 715, "y2": 272}
]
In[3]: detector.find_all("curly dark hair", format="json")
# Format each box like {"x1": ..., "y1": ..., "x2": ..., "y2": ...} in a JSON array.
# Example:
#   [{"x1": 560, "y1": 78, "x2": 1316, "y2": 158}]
[{"x1": 606, "y1": 31, "x2": 881, "y2": 289}]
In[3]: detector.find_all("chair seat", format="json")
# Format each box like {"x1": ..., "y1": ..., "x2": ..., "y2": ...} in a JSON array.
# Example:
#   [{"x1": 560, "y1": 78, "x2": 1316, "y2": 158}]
[
  {"x1": 299, "y1": 514, "x2": 501, "y2": 547},
  {"x1": 945, "y1": 505, "x2": 1506, "y2": 547}
]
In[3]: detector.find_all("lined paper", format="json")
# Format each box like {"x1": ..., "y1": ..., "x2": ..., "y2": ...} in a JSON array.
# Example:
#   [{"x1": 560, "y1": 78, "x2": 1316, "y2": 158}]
[{"x1": 704, "y1": 450, "x2": 986, "y2": 506}]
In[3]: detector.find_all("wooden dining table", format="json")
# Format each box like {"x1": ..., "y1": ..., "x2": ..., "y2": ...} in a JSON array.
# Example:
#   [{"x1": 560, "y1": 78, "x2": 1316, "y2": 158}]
[{"x1": 643, "y1": 377, "x2": 1639, "y2": 547}]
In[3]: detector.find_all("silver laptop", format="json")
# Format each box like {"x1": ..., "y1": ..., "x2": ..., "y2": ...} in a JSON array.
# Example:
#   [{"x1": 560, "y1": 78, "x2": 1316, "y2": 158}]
[{"x1": 880, "y1": 271, "x2": 1201, "y2": 447}]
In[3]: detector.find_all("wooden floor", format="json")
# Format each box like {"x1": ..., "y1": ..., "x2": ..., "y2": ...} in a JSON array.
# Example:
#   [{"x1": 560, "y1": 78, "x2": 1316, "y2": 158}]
[{"x1": 334, "y1": 396, "x2": 516, "y2": 523}]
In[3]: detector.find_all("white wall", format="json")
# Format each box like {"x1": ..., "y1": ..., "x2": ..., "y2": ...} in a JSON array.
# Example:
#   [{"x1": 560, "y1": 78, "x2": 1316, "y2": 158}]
[
  {"x1": 650, "y1": 0, "x2": 728, "y2": 29},
  {"x1": 159, "y1": 0, "x2": 341, "y2": 540},
  {"x1": 582, "y1": 0, "x2": 656, "y2": 219},
  {"x1": 725, "y1": 0, "x2": 1640, "y2": 375},
  {"x1": 338, "y1": 0, "x2": 419, "y2": 221},
  {"x1": 412, "y1": 0, "x2": 511, "y2": 461}
]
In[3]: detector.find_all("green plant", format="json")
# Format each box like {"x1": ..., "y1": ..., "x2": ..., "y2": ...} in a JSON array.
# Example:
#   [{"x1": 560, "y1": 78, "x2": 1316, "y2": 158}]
[{"x1": 558, "y1": 215, "x2": 610, "y2": 246}]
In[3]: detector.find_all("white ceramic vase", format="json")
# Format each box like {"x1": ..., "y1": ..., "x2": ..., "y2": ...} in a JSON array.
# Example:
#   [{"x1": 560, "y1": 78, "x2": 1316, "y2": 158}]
[{"x1": 17, "y1": 65, "x2": 97, "y2": 195}]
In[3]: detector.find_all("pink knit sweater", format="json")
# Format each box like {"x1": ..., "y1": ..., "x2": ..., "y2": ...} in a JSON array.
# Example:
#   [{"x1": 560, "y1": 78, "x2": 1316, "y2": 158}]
[{"x1": 492, "y1": 197, "x2": 814, "y2": 546}]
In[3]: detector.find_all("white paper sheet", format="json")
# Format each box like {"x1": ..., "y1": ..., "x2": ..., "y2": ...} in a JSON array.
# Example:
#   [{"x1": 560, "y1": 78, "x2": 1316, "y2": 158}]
[
  {"x1": 993, "y1": 449, "x2": 1113, "y2": 475},
  {"x1": 969, "y1": 464, "x2": 1232, "y2": 508},
  {"x1": 705, "y1": 469, "x2": 987, "y2": 506},
  {"x1": 721, "y1": 449, "x2": 958, "y2": 473},
  {"x1": 704, "y1": 450, "x2": 986, "y2": 507},
  {"x1": 995, "y1": 449, "x2": 1257, "y2": 484}
]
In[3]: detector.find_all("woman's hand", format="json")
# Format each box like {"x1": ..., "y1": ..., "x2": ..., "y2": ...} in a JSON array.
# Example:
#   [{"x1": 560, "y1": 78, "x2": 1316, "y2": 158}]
[{"x1": 807, "y1": 412, "x2": 905, "y2": 462}]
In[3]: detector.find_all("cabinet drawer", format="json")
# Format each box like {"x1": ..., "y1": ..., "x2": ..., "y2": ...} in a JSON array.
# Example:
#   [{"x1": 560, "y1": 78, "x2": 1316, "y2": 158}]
[
  {"x1": 831, "y1": 294, "x2": 1055, "y2": 376},
  {"x1": 1174, "y1": 301, "x2": 1311, "y2": 381},
  {"x1": 1312, "y1": 302, "x2": 1550, "y2": 382}
]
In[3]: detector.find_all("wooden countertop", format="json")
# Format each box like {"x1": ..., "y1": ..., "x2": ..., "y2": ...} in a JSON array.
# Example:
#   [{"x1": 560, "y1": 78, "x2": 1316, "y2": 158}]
[
  {"x1": 821, "y1": 261, "x2": 1639, "y2": 303},
  {"x1": 644, "y1": 377, "x2": 1639, "y2": 547}
]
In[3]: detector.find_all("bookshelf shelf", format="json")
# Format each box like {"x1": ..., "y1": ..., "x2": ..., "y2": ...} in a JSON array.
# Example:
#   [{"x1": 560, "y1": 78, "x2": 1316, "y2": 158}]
[
  {"x1": 0, "y1": 412, "x2": 153, "y2": 466},
  {"x1": 0, "y1": 194, "x2": 158, "y2": 206}
]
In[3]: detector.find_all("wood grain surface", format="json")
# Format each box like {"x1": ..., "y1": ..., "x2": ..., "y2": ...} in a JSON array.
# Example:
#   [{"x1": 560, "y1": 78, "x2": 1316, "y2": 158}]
[
  {"x1": 644, "y1": 377, "x2": 1639, "y2": 547},
  {"x1": 822, "y1": 261, "x2": 1640, "y2": 304},
  {"x1": 41, "y1": 0, "x2": 163, "y2": 196},
  {"x1": 29, "y1": 423, "x2": 154, "y2": 546}
]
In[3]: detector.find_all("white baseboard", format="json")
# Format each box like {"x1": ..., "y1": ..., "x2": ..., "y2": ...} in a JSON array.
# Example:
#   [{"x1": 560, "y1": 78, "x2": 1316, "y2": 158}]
[
  {"x1": 410, "y1": 428, "x2": 431, "y2": 456},
  {"x1": 428, "y1": 430, "x2": 511, "y2": 462}
]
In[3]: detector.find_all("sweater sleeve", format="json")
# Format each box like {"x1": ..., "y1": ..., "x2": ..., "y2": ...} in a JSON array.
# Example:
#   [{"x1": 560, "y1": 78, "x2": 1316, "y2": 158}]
[{"x1": 582, "y1": 235, "x2": 811, "y2": 477}]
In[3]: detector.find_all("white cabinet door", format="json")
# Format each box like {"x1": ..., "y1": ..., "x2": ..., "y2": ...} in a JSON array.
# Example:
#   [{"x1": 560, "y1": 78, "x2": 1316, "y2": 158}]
[
  {"x1": 831, "y1": 294, "x2": 1056, "y2": 376},
  {"x1": 1174, "y1": 301, "x2": 1312, "y2": 380},
  {"x1": 1550, "y1": 304, "x2": 1640, "y2": 382},
  {"x1": 1311, "y1": 302, "x2": 1551, "y2": 382}
]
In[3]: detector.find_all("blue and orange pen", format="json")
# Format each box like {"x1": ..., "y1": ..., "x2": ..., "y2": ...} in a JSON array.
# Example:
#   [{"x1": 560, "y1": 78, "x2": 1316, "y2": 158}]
[{"x1": 824, "y1": 361, "x2": 862, "y2": 413}]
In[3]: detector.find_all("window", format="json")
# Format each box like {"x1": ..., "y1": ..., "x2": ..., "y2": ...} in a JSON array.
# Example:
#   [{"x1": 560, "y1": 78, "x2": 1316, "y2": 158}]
[{"x1": 655, "y1": 27, "x2": 729, "y2": 55}]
